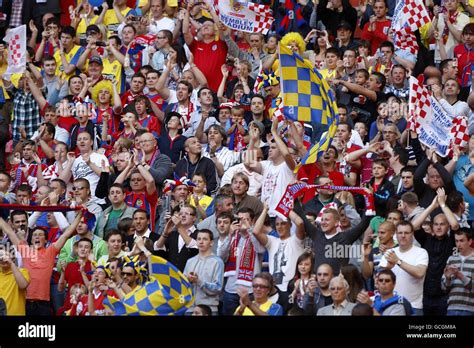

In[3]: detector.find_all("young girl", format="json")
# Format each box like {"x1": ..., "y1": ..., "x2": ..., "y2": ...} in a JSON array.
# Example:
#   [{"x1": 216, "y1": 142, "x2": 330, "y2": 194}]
[
  {"x1": 288, "y1": 252, "x2": 315, "y2": 310},
  {"x1": 227, "y1": 106, "x2": 247, "y2": 152}
]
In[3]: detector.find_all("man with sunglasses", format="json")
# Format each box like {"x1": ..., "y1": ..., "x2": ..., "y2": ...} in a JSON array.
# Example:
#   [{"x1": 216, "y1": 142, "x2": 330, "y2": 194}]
[{"x1": 357, "y1": 269, "x2": 413, "y2": 315}]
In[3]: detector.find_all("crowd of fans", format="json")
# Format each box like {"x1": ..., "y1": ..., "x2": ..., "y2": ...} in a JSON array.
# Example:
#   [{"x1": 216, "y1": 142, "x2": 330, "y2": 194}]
[{"x1": 0, "y1": 0, "x2": 473, "y2": 317}]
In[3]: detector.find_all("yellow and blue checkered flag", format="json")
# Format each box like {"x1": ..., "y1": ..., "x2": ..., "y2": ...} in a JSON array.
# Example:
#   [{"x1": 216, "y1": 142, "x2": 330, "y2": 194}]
[
  {"x1": 103, "y1": 256, "x2": 194, "y2": 316},
  {"x1": 278, "y1": 45, "x2": 339, "y2": 167}
]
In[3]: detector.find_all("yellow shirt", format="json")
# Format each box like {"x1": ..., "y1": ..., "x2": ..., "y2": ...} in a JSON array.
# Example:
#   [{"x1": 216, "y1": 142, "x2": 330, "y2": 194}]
[
  {"x1": 0, "y1": 268, "x2": 30, "y2": 315},
  {"x1": 319, "y1": 68, "x2": 337, "y2": 80},
  {"x1": 102, "y1": 58, "x2": 124, "y2": 93},
  {"x1": 104, "y1": 7, "x2": 133, "y2": 37},
  {"x1": 76, "y1": 15, "x2": 99, "y2": 43},
  {"x1": 235, "y1": 300, "x2": 274, "y2": 316},
  {"x1": 189, "y1": 195, "x2": 213, "y2": 211},
  {"x1": 54, "y1": 44, "x2": 84, "y2": 79}
]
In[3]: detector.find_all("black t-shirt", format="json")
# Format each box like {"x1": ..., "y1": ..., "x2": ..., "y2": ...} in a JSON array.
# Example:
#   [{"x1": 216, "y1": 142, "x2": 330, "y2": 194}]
[{"x1": 349, "y1": 90, "x2": 387, "y2": 126}]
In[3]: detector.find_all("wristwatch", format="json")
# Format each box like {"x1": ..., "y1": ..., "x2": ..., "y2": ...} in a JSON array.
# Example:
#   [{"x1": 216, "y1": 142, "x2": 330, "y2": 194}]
[{"x1": 397, "y1": 260, "x2": 402, "y2": 266}]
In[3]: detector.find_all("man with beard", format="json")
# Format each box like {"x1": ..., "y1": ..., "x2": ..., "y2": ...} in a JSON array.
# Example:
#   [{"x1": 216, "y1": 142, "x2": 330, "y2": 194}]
[{"x1": 0, "y1": 213, "x2": 81, "y2": 315}]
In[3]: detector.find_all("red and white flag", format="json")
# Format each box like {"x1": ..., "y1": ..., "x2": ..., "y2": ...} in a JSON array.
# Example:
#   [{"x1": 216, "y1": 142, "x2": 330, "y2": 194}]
[
  {"x1": 407, "y1": 76, "x2": 432, "y2": 131},
  {"x1": 391, "y1": 0, "x2": 431, "y2": 56},
  {"x1": 210, "y1": 0, "x2": 274, "y2": 34},
  {"x1": 5, "y1": 25, "x2": 27, "y2": 78}
]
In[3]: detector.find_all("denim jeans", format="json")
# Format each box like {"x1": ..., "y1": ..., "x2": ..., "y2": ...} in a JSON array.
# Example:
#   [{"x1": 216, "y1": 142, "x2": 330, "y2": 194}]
[
  {"x1": 412, "y1": 308, "x2": 424, "y2": 316},
  {"x1": 447, "y1": 310, "x2": 474, "y2": 316},
  {"x1": 222, "y1": 291, "x2": 241, "y2": 316}
]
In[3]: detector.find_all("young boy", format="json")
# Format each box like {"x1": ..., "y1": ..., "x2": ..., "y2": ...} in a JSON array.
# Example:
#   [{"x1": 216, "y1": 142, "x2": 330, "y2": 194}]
[
  {"x1": 368, "y1": 159, "x2": 395, "y2": 216},
  {"x1": 183, "y1": 229, "x2": 224, "y2": 316}
]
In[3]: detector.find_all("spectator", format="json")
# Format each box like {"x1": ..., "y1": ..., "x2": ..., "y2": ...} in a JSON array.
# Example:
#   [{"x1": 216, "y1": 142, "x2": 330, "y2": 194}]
[
  {"x1": 382, "y1": 221, "x2": 429, "y2": 315},
  {"x1": 317, "y1": 276, "x2": 356, "y2": 315},
  {"x1": 183, "y1": 229, "x2": 224, "y2": 315},
  {"x1": 0, "y1": 243, "x2": 29, "y2": 315},
  {"x1": 234, "y1": 272, "x2": 283, "y2": 316},
  {"x1": 441, "y1": 229, "x2": 474, "y2": 316}
]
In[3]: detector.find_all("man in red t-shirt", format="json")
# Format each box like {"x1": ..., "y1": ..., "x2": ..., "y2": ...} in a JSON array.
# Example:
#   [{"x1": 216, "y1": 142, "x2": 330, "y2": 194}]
[
  {"x1": 183, "y1": 3, "x2": 227, "y2": 92},
  {"x1": 361, "y1": 0, "x2": 391, "y2": 55}
]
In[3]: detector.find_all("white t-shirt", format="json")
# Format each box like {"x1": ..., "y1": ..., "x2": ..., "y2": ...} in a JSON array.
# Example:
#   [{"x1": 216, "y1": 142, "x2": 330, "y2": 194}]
[
  {"x1": 148, "y1": 17, "x2": 176, "y2": 35},
  {"x1": 392, "y1": 245, "x2": 429, "y2": 309},
  {"x1": 265, "y1": 235, "x2": 304, "y2": 292},
  {"x1": 71, "y1": 152, "x2": 108, "y2": 203},
  {"x1": 260, "y1": 160, "x2": 296, "y2": 217}
]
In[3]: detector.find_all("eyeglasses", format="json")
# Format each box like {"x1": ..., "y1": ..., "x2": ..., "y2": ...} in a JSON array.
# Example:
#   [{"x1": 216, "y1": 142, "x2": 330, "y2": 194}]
[
  {"x1": 72, "y1": 186, "x2": 86, "y2": 191},
  {"x1": 122, "y1": 272, "x2": 134, "y2": 276},
  {"x1": 252, "y1": 284, "x2": 270, "y2": 289},
  {"x1": 330, "y1": 287, "x2": 344, "y2": 291}
]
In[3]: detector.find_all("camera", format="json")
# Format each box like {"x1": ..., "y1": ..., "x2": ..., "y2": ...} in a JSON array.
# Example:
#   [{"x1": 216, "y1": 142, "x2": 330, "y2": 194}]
[
  {"x1": 233, "y1": 215, "x2": 241, "y2": 223},
  {"x1": 95, "y1": 41, "x2": 106, "y2": 47}
]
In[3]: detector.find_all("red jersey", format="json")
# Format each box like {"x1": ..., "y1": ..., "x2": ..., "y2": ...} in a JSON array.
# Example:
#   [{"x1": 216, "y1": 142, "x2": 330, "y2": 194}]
[
  {"x1": 297, "y1": 163, "x2": 345, "y2": 203},
  {"x1": 190, "y1": 39, "x2": 228, "y2": 92},
  {"x1": 138, "y1": 114, "x2": 160, "y2": 137},
  {"x1": 361, "y1": 20, "x2": 391, "y2": 56},
  {"x1": 125, "y1": 190, "x2": 158, "y2": 230},
  {"x1": 70, "y1": 289, "x2": 117, "y2": 316},
  {"x1": 94, "y1": 106, "x2": 121, "y2": 135},
  {"x1": 58, "y1": 260, "x2": 93, "y2": 315},
  {"x1": 121, "y1": 91, "x2": 143, "y2": 109},
  {"x1": 453, "y1": 43, "x2": 474, "y2": 88}
]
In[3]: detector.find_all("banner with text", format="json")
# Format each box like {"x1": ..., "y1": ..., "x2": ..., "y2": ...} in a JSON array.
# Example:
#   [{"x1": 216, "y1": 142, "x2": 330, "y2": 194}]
[{"x1": 211, "y1": 0, "x2": 274, "y2": 34}]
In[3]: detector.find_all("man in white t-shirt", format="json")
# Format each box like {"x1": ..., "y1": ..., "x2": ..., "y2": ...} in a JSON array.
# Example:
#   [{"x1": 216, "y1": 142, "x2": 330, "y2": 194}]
[
  {"x1": 245, "y1": 120, "x2": 296, "y2": 218},
  {"x1": 62, "y1": 131, "x2": 108, "y2": 205},
  {"x1": 147, "y1": 0, "x2": 176, "y2": 35},
  {"x1": 253, "y1": 204, "x2": 305, "y2": 312},
  {"x1": 382, "y1": 221, "x2": 428, "y2": 315}
]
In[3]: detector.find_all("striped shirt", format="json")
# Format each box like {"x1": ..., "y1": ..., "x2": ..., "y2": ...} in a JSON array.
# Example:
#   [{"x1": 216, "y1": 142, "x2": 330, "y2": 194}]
[{"x1": 441, "y1": 253, "x2": 474, "y2": 313}]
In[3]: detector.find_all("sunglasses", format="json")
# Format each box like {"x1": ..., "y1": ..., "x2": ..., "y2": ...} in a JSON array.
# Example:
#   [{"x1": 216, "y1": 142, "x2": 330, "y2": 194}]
[
  {"x1": 252, "y1": 284, "x2": 270, "y2": 289},
  {"x1": 122, "y1": 272, "x2": 134, "y2": 276}
]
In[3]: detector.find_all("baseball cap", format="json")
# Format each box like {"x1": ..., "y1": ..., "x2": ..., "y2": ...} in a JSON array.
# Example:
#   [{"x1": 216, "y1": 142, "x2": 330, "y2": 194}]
[
  {"x1": 86, "y1": 24, "x2": 100, "y2": 35},
  {"x1": 89, "y1": 55, "x2": 103, "y2": 66},
  {"x1": 337, "y1": 21, "x2": 353, "y2": 31}
]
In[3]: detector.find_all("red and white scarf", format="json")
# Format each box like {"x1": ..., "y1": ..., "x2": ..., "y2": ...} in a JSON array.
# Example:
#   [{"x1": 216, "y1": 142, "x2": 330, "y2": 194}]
[{"x1": 224, "y1": 232, "x2": 256, "y2": 287}]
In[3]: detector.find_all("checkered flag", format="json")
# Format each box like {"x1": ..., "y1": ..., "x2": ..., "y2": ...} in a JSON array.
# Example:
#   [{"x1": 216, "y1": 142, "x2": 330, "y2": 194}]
[
  {"x1": 408, "y1": 76, "x2": 432, "y2": 131},
  {"x1": 449, "y1": 115, "x2": 470, "y2": 156},
  {"x1": 391, "y1": 0, "x2": 431, "y2": 56},
  {"x1": 4, "y1": 25, "x2": 27, "y2": 78},
  {"x1": 395, "y1": 27, "x2": 419, "y2": 56},
  {"x1": 402, "y1": 0, "x2": 431, "y2": 31},
  {"x1": 211, "y1": 0, "x2": 274, "y2": 35}
]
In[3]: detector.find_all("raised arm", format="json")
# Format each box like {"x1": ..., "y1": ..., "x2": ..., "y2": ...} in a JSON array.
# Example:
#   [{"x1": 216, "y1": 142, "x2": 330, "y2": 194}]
[
  {"x1": 0, "y1": 217, "x2": 21, "y2": 246},
  {"x1": 334, "y1": 79, "x2": 377, "y2": 102},
  {"x1": 289, "y1": 210, "x2": 305, "y2": 240},
  {"x1": 182, "y1": 5, "x2": 194, "y2": 47},
  {"x1": 253, "y1": 204, "x2": 269, "y2": 246},
  {"x1": 53, "y1": 211, "x2": 83, "y2": 251},
  {"x1": 271, "y1": 118, "x2": 296, "y2": 171}
]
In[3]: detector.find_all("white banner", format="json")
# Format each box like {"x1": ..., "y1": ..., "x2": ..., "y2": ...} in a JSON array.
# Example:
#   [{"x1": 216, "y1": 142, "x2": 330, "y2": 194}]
[
  {"x1": 417, "y1": 98, "x2": 453, "y2": 157},
  {"x1": 211, "y1": 0, "x2": 274, "y2": 34},
  {"x1": 5, "y1": 25, "x2": 27, "y2": 78}
]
